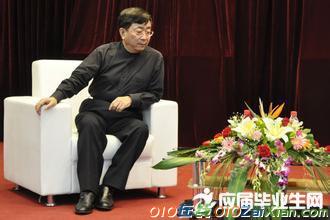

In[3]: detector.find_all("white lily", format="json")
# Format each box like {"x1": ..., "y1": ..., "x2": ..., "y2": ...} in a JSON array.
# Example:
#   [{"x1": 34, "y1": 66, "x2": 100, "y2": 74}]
[
  {"x1": 290, "y1": 119, "x2": 303, "y2": 131},
  {"x1": 263, "y1": 117, "x2": 293, "y2": 142},
  {"x1": 228, "y1": 115, "x2": 241, "y2": 127},
  {"x1": 231, "y1": 117, "x2": 257, "y2": 139}
]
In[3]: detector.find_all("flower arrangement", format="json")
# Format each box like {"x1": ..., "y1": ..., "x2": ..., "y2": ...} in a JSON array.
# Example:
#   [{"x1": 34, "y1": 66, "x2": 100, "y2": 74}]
[{"x1": 153, "y1": 99, "x2": 330, "y2": 194}]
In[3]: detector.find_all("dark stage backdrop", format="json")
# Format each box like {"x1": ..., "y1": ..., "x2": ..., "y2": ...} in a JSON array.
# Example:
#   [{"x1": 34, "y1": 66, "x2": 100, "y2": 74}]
[{"x1": 1, "y1": 0, "x2": 329, "y2": 146}]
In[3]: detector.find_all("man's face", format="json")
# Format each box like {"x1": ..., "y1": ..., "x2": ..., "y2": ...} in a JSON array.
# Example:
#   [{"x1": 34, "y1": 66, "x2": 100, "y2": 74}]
[{"x1": 120, "y1": 21, "x2": 153, "y2": 53}]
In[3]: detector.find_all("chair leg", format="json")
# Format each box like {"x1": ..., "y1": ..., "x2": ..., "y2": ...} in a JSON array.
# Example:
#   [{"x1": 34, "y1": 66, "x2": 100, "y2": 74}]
[
  {"x1": 41, "y1": 195, "x2": 56, "y2": 207},
  {"x1": 157, "y1": 187, "x2": 166, "y2": 199},
  {"x1": 13, "y1": 184, "x2": 20, "y2": 191},
  {"x1": 46, "y1": 195, "x2": 56, "y2": 207},
  {"x1": 38, "y1": 196, "x2": 42, "y2": 204}
]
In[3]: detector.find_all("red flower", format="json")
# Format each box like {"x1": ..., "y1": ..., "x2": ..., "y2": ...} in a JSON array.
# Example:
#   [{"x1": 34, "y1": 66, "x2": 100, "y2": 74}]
[
  {"x1": 222, "y1": 127, "x2": 232, "y2": 137},
  {"x1": 314, "y1": 140, "x2": 320, "y2": 148},
  {"x1": 243, "y1": 109, "x2": 252, "y2": 118},
  {"x1": 325, "y1": 145, "x2": 330, "y2": 153},
  {"x1": 214, "y1": 132, "x2": 222, "y2": 139},
  {"x1": 257, "y1": 144, "x2": 271, "y2": 158},
  {"x1": 282, "y1": 117, "x2": 289, "y2": 126},
  {"x1": 202, "y1": 140, "x2": 211, "y2": 146}
]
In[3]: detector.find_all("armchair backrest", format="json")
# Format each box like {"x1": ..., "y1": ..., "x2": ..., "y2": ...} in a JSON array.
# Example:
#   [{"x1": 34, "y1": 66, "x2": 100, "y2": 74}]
[{"x1": 32, "y1": 60, "x2": 89, "y2": 131}]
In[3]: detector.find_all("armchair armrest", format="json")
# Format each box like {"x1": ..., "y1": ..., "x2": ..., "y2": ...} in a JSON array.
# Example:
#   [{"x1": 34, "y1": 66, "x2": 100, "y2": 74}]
[
  {"x1": 4, "y1": 96, "x2": 72, "y2": 195},
  {"x1": 142, "y1": 99, "x2": 178, "y2": 186}
]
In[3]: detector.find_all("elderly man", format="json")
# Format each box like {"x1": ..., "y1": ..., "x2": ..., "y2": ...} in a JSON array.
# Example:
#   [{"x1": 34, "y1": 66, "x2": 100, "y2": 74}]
[{"x1": 35, "y1": 7, "x2": 164, "y2": 215}]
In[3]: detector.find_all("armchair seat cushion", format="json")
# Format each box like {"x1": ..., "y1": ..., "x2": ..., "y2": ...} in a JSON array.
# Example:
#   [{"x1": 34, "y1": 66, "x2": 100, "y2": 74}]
[{"x1": 71, "y1": 133, "x2": 154, "y2": 161}]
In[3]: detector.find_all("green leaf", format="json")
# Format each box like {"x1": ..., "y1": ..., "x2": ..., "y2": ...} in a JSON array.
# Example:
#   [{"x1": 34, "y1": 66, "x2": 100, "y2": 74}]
[
  {"x1": 226, "y1": 164, "x2": 250, "y2": 220},
  {"x1": 258, "y1": 98, "x2": 266, "y2": 118},
  {"x1": 268, "y1": 174, "x2": 281, "y2": 193},
  {"x1": 167, "y1": 148, "x2": 198, "y2": 157},
  {"x1": 152, "y1": 157, "x2": 202, "y2": 170},
  {"x1": 312, "y1": 166, "x2": 330, "y2": 192},
  {"x1": 210, "y1": 155, "x2": 234, "y2": 187},
  {"x1": 303, "y1": 128, "x2": 311, "y2": 134},
  {"x1": 287, "y1": 148, "x2": 303, "y2": 161},
  {"x1": 244, "y1": 101, "x2": 260, "y2": 118},
  {"x1": 285, "y1": 141, "x2": 293, "y2": 150},
  {"x1": 228, "y1": 165, "x2": 250, "y2": 193},
  {"x1": 167, "y1": 146, "x2": 211, "y2": 157},
  {"x1": 299, "y1": 160, "x2": 324, "y2": 191}
]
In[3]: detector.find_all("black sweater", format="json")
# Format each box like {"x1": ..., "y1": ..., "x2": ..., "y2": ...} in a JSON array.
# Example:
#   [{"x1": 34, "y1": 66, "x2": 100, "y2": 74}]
[{"x1": 51, "y1": 42, "x2": 164, "y2": 110}]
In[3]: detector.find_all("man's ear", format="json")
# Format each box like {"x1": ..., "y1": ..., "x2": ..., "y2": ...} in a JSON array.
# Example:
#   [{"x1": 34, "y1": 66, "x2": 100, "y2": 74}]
[{"x1": 119, "y1": 28, "x2": 126, "y2": 40}]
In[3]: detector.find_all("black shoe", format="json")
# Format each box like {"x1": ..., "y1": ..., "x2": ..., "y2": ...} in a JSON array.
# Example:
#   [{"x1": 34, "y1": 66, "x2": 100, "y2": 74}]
[
  {"x1": 75, "y1": 191, "x2": 96, "y2": 214},
  {"x1": 96, "y1": 186, "x2": 114, "y2": 211}
]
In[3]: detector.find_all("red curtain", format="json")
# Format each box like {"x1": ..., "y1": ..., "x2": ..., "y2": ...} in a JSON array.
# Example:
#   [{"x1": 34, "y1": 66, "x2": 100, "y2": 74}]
[
  {"x1": 297, "y1": 1, "x2": 330, "y2": 147},
  {"x1": 0, "y1": 0, "x2": 74, "y2": 138},
  {"x1": 1, "y1": 0, "x2": 329, "y2": 146}
]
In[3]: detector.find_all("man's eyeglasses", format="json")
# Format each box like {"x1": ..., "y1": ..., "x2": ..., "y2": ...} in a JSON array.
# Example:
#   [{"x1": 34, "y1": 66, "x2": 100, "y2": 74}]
[{"x1": 131, "y1": 28, "x2": 154, "y2": 38}]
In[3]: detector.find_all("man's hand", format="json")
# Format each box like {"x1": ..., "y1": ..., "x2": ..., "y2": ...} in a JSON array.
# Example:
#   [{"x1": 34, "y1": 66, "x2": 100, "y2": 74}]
[
  {"x1": 109, "y1": 96, "x2": 132, "y2": 112},
  {"x1": 35, "y1": 97, "x2": 58, "y2": 115}
]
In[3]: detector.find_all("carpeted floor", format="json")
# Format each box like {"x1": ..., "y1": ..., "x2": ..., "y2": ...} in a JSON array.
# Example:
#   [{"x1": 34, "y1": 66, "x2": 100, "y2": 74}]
[
  {"x1": 0, "y1": 142, "x2": 329, "y2": 219},
  {"x1": 0, "y1": 142, "x2": 194, "y2": 219}
]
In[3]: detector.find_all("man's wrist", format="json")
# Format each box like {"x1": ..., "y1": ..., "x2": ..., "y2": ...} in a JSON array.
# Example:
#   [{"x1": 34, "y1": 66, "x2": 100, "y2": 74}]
[
  {"x1": 128, "y1": 94, "x2": 139, "y2": 108},
  {"x1": 125, "y1": 96, "x2": 132, "y2": 107},
  {"x1": 49, "y1": 96, "x2": 58, "y2": 104},
  {"x1": 50, "y1": 90, "x2": 64, "y2": 103}
]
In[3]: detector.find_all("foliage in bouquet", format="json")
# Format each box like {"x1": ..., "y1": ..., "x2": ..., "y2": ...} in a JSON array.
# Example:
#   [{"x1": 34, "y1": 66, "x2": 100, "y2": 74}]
[{"x1": 153, "y1": 99, "x2": 330, "y2": 194}]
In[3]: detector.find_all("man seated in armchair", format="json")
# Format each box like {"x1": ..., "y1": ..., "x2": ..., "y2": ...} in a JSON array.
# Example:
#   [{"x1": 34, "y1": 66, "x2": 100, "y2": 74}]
[{"x1": 34, "y1": 7, "x2": 164, "y2": 215}]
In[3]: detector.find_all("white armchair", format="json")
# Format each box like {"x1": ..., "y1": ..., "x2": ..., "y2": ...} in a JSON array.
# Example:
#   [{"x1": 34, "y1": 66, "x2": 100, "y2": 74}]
[{"x1": 4, "y1": 60, "x2": 178, "y2": 206}]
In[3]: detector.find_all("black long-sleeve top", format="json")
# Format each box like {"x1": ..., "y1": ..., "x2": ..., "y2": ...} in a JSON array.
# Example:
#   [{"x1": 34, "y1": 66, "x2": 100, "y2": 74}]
[{"x1": 51, "y1": 42, "x2": 164, "y2": 110}]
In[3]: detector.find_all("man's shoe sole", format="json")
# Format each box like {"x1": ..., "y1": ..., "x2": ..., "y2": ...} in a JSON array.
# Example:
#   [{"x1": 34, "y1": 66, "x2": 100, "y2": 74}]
[
  {"x1": 75, "y1": 209, "x2": 93, "y2": 215},
  {"x1": 95, "y1": 204, "x2": 113, "y2": 211}
]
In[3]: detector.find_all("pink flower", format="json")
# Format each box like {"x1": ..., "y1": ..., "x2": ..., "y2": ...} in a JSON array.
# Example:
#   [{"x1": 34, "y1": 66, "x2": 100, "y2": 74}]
[
  {"x1": 211, "y1": 156, "x2": 219, "y2": 164},
  {"x1": 296, "y1": 130, "x2": 303, "y2": 137},
  {"x1": 305, "y1": 158, "x2": 313, "y2": 165},
  {"x1": 221, "y1": 137, "x2": 235, "y2": 152},
  {"x1": 244, "y1": 155, "x2": 254, "y2": 164},
  {"x1": 195, "y1": 150, "x2": 206, "y2": 158},
  {"x1": 275, "y1": 139, "x2": 286, "y2": 155},
  {"x1": 278, "y1": 177, "x2": 288, "y2": 187},
  {"x1": 280, "y1": 166, "x2": 290, "y2": 176},
  {"x1": 291, "y1": 136, "x2": 305, "y2": 150},
  {"x1": 252, "y1": 130, "x2": 262, "y2": 141},
  {"x1": 275, "y1": 139, "x2": 283, "y2": 148},
  {"x1": 238, "y1": 140, "x2": 244, "y2": 148},
  {"x1": 257, "y1": 161, "x2": 266, "y2": 171},
  {"x1": 211, "y1": 151, "x2": 226, "y2": 164},
  {"x1": 285, "y1": 157, "x2": 292, "y2": 166}
]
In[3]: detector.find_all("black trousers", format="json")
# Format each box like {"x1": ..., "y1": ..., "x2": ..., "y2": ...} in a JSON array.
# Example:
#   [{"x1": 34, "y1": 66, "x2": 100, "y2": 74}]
[{"x1": 75, "y1": 98, "x2": 149, "y2": 194}]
